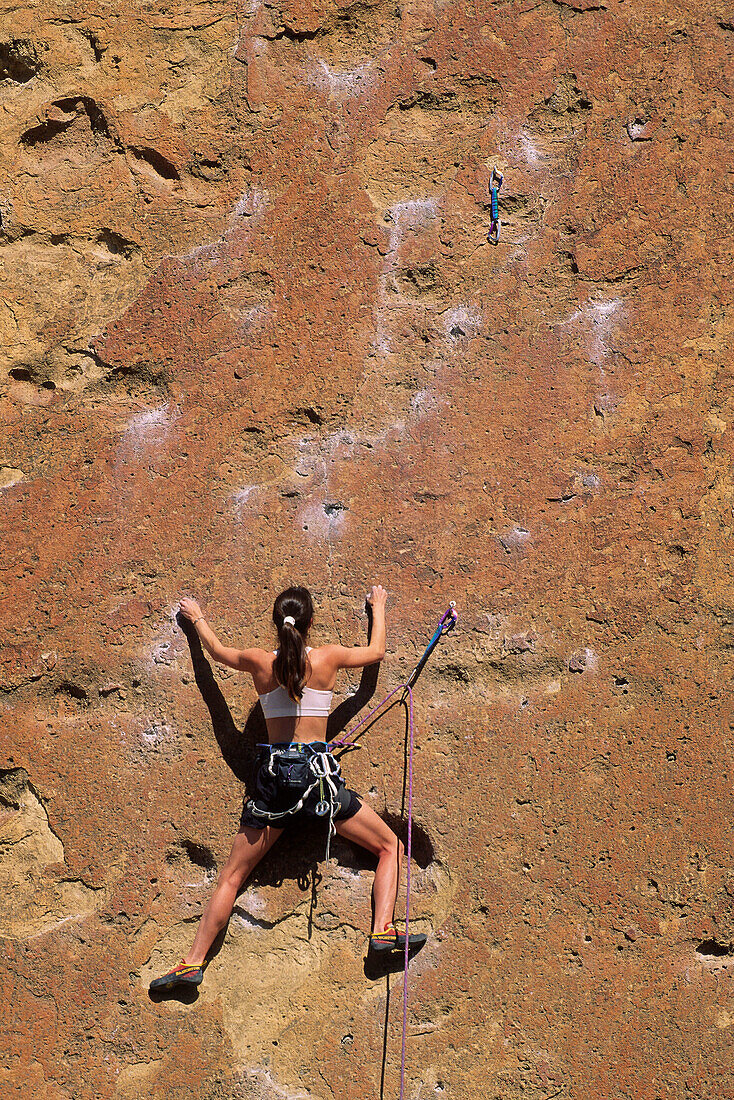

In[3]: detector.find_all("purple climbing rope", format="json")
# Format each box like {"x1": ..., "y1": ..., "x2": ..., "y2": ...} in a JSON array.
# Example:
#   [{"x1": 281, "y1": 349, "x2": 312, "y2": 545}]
[
  {"x1": 336, "y1": 686, "x2": 417, "y2": 1100},
  {"x1": 400, "y1": 683, "x2": 415, "y2": 1100},
  {"x1": 329, "y1": 682, "x2": 406, "y2": 749},
  {"x1": 330, "y1": 603, "x2": 458, "y2": 1100},
  {"x1": 330, "y1": 603, "x2": 458, "y2": 751}
]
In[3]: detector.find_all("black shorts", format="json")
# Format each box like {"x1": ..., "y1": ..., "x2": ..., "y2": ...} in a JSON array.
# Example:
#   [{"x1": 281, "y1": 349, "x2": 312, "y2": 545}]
[{"x1": 240, "y1": 742, "x2": 362, "y2": 831}]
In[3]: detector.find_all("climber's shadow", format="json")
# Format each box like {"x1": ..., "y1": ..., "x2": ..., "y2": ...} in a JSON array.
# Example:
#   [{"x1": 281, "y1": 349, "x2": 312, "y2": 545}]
[
  {"x1": 178, "y1": 610, "x2": 382, "y2": 896},
  {"x1": 148, "y1": 984, "x2": 201, "y2": 1006},
  {"x1": 178, "y1": 612, "x2": 260, "y2": 789}
]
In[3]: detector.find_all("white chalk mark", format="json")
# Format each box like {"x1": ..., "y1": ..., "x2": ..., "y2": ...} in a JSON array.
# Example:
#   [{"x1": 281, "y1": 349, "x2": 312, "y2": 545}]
[
  {"x1": 238, "y1": 887, "x2": 267, "y2": 913},
  {"x1": 232, "y1": 186, "x2": 269, "y2": 222},
  {"x1": 568, "y1": 647, "x2": 598, "y2": 673},
  {"x1": 232, "y1": 485, "x2": 259, "y2": 506},
  {"x1": 140, "y1": 722, "x2": 174, "y2": 748},
  {"x1": 183, "y1": 865, "x2": 216, "y2": 888},
  {"x1": 26, "y1": 914, "x2": 87, "y2": 940},
  {"x1": 561, "y1": 297, "x2": 625, "y2": 376},
  {"x1": 298, "y1": 499, "x2": 347, "y2": 541},
  {"x1": 591, "y1": 299, "x2": 621, "y2": 319},
  {"x1": 150, "y1": 641, "x2": 175, "y2": 666},
  {"x1": 220, "y1": 303, "x2": 271, "y2": 337},
  {"x1": 369, "y1": 197, "x2": 440, "y2": 359},
  {"x1": 386, "y1": 198, "x2": 439, "y2": 256},
  {"x1": 410, "y1": 389, "x2": 431, "y2": 415},
  {"x1": 499, "y1": 526, "x2": 531, "y2": 553},
  {"x1": 237, "y1": 1068, "x2": 310, "y2": 1100},
  {"x1": 141, "y1": 616, "x2": 187, "y2": 674},
  {"x1": 442, "y1": 304, "x2": 484, "y2": 341},
  {"x1": 593, "y1": 392, "x2": 618, "y2": 420},
  {"x1": 519, "y1": 130, "x2": 544, "y2": 166},
  {"x1": 122, "y1": 403, "x2": 171, "y2": 447},
  {"x1": 177, "y1": 186, "x2": 270, "y2": 269},
  {"x1": 333, "y1": 865, "x2": 362, "y2": 882},
  {"x1": 117, "y1": 403, "x2": 183, "y2": 471},
  {"x1": 231, "y1": 910, "x2": 267, "y2": 930},
  {"x1": 312, "y1": 59, "x2": 376, "y2": 98},
  {"x1": 409, "y1": 388, "x2": 446, "y2": 426}
]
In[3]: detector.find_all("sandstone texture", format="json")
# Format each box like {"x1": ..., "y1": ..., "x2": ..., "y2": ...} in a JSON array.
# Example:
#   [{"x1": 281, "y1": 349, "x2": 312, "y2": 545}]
[{"x1": 2, "y1": 0, "x2": 734, "y2": 1097}]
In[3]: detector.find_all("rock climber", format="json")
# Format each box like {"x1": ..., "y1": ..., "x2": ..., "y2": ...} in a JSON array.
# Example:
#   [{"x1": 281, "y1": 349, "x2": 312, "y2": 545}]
[{"x1": 150, "y1": 584, "x2": 424, "y2": 992}]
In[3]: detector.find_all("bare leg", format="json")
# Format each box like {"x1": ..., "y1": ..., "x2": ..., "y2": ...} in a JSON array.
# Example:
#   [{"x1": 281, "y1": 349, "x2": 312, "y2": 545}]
[
  {"x1": 334, "y1": 803, "x2": 404, "y2": 933},
  {"x1": 184, "y1": 824, "x2": 283, "y2": 965}
]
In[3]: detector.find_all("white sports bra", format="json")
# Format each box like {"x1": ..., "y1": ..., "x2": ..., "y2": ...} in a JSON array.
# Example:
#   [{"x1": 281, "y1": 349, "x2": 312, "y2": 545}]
[
  {"x1": 258, "y1": 648, "x2": 334, "y2": 719},
  {"x1": 258, "y1": 684, "x2": 333, "y2": 719}
]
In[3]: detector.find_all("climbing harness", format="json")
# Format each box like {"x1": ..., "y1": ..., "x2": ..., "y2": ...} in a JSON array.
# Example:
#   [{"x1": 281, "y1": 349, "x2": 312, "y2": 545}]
[
  {"x1": 249, "y1": 742, "x2": 344, "y2": 860},
  {"x1": 333, "y1": 602, "x2": 458, "y2": 1100},
  {"x1": 488, "y1": 166, "x2": 503, "y2": 246}
]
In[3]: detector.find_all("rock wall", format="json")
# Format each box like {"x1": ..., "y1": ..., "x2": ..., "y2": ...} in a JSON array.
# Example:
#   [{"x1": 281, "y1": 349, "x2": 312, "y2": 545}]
[{"x1": 2, "y1": 1, "x2": 734, "y2": 1097}]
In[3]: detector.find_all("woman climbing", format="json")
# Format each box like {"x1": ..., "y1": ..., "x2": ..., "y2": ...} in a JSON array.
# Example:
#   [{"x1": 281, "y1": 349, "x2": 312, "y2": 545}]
[{"x1": 150, "y1": 584, "x2": 424, "y2": 992}]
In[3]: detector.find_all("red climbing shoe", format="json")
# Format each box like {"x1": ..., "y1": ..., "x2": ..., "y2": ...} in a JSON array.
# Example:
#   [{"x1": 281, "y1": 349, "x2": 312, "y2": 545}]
[{"x1": 149, "y1": 961, "x2": 204, "y2": 992}]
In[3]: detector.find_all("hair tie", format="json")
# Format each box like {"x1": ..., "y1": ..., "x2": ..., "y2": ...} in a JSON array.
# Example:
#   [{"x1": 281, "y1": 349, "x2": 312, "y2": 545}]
[{"x1": 282, "y1": 615, "x2": 296, "y2": 627}]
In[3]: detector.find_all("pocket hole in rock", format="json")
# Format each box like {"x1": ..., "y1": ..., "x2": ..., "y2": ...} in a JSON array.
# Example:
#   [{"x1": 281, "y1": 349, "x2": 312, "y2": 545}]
[
  {"x1": 0, "y1": 39, "x2": 41, "y2": 84},
  {"x1": 696, "y1": 939, "x2": 734, "y2": 960}
]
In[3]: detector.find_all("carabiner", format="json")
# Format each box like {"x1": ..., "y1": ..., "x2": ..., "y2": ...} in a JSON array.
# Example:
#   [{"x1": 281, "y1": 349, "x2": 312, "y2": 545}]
[{"x1": 440, "y1": 601, "x2": 459, "y2": 634}]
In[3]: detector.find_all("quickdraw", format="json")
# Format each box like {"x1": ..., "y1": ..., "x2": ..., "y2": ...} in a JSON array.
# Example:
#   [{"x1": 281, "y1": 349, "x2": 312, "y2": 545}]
[
  {"x1": 330, "y1": 602, "x2": 458, "y2": 752},
  {"x1": 488, "y1": 166, "x2": 503, "y2": 246}
]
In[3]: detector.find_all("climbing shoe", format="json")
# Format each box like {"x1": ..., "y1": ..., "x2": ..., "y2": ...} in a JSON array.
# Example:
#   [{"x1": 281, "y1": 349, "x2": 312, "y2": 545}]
[
  {"x1": 396, "y1": 928, "x2": 427, "y2": 953},
  {"x1": 369, "y1": 925, "x2": 399, "y2": 953},
  {"x1": 149, "y1": 961, "x2": 204, "y2": 992},
  {"x1": 368, "y1": 924, "x2": 427, "y2": 955}
]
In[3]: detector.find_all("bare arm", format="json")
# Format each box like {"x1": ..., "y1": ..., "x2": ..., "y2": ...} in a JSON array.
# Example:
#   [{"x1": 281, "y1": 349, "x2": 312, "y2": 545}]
[
  {"x1": 326, "y1": 585, "x2": 387, "y2": 669},
  {"x1": 179, "y1": 598, "x2": 260, "y2": 672}
]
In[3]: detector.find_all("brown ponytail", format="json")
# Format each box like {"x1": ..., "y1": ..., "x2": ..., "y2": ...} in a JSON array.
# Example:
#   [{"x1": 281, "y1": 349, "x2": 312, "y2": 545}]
[{"x1": 273, "y1": 586, "x2": 314, "y2": 702}]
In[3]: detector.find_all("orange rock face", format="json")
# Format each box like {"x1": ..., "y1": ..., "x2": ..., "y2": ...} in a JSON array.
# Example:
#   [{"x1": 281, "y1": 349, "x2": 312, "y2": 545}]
[{"x1": 2, "y1": 1, "x2": 734, "y2": 1097}]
